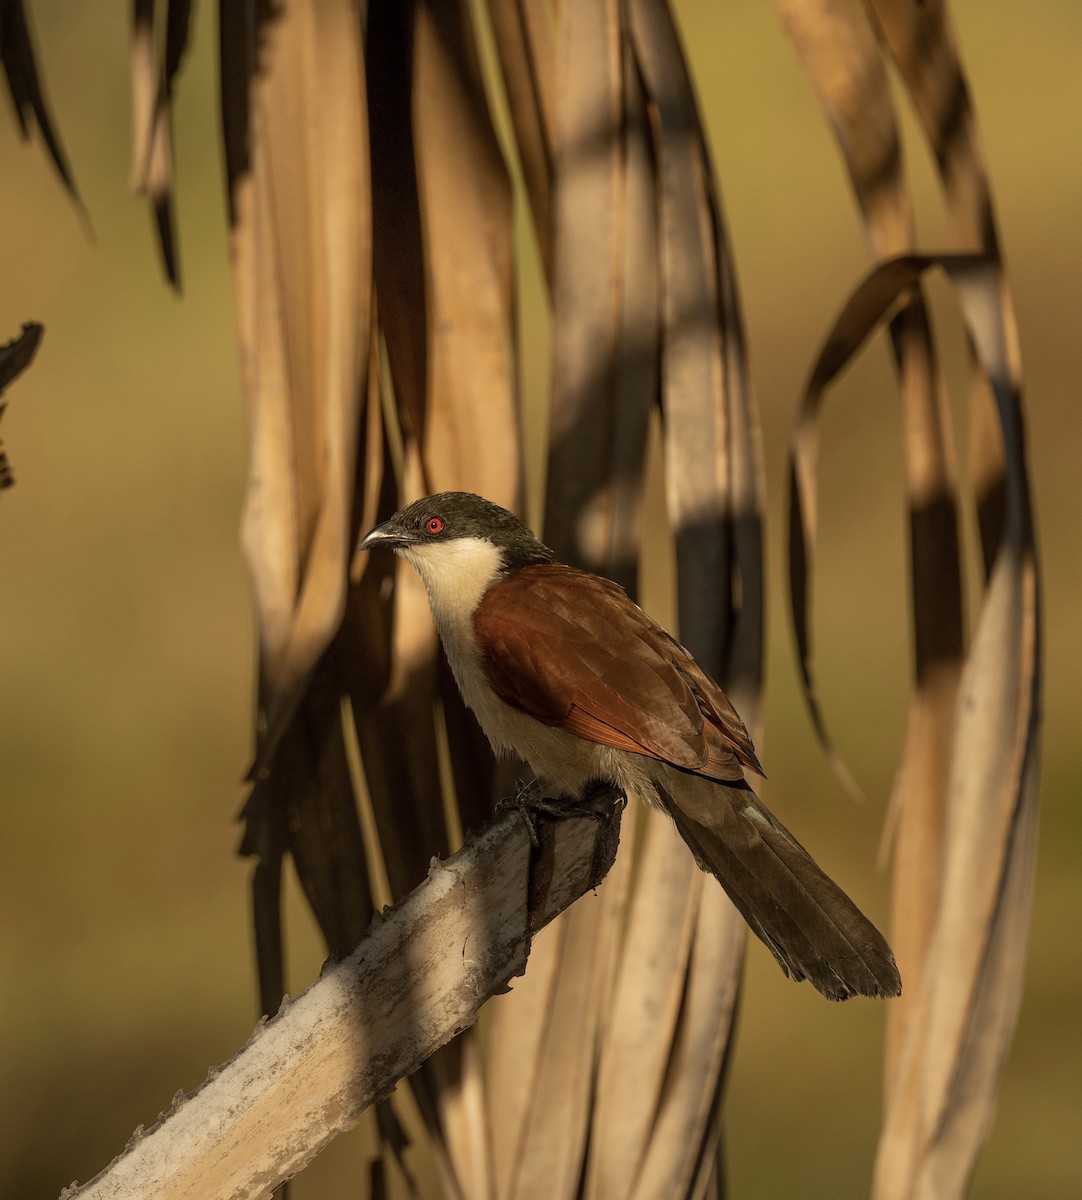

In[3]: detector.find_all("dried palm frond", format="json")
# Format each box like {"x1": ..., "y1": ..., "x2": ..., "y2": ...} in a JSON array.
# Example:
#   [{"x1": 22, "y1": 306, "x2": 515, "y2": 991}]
[
  {"x1": 779, "y1": 3, "x2": 1039, "y2": 1197},
  {"x1": 0, "y1": 0, "x2": 83, "y2": 209},
  {"x1": 0, "y1": 321, "x2": 43, "y2": 491},
  {"x1": 208, "y1": 2, "x2": 764, "y2": 1192},
  {"x1": 130, "y1": 0, "x2": 192, "y2": 287}
]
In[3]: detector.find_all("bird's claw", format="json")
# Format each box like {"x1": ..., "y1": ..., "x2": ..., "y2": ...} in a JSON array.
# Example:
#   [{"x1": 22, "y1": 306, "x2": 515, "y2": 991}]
[
  {"x1": 498, "y1": 779, "x2": 626, "y2": 847},
  {"x1": 498, "y1": 780, "x2": 566, "y2": 846}
]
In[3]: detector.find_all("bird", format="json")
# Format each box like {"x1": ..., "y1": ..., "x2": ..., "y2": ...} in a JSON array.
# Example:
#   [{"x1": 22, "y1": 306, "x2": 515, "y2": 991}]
[{"x1": 357, "y1": 491, "x2": 901, "y2": 1002}]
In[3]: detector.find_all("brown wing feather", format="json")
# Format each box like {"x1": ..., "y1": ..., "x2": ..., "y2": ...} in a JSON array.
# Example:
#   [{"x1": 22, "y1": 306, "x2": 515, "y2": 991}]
[{"x1": 473, "y1": 563, "x2": 762, "y2": 781}]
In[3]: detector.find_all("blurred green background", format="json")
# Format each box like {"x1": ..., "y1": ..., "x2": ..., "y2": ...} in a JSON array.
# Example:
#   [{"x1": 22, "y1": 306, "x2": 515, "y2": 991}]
[{"x1": 0, "y1": 3, "x2": 1077, "y2": 1198}]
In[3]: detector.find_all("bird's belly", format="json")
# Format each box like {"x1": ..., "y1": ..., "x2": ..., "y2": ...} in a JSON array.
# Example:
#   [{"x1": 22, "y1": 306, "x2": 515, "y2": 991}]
[
  {"x1": 467, "y1": 677, "x2": 656, "y2": 801},
  {"x1": 436, "y1": 609, "x2": 657, "y2": 803}
]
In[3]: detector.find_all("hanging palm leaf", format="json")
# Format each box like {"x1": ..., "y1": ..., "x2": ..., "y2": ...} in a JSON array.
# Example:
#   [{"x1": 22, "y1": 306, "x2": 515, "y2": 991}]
[
  {"x1": 780, "y1": 5, "x2": 1039, "y2": 1198},
  {"x1": 0, "y1": 321, "x2": 43, "y2": 491}
]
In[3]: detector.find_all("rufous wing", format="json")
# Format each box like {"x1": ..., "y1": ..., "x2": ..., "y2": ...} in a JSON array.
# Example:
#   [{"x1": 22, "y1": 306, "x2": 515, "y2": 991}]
[{"x1": 473, "y1": 563, "x2": 762, "y2": 783}]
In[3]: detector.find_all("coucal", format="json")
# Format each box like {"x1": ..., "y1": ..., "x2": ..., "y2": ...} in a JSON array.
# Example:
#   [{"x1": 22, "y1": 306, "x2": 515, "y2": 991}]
[{"x1": 358, "y1": 491, "x2": 900, "y2": 1002}]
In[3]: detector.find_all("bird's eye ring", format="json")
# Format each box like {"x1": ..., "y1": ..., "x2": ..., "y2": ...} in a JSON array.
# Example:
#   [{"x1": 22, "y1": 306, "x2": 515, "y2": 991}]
[{"x1": 425, "y1": 516, "x2": 445, "y2": 535}]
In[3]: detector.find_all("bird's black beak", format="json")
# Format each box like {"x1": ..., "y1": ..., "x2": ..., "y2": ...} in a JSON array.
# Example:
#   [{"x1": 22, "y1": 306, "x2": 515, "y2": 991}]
[{"x1": 356, "y1": 517, "x2": 410, "y2": 554}]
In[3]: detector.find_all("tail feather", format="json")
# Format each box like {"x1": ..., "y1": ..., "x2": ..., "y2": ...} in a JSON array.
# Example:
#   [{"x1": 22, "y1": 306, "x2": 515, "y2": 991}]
[{"x1": 653, "y1": 768, "x2": 901, "y2": 1001}]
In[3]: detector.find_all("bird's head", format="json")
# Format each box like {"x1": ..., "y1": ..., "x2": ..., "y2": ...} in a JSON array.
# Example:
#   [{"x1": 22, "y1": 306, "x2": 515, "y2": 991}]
[{"x1": 357, "y1": 492, "x2": 554, "y2": 607}]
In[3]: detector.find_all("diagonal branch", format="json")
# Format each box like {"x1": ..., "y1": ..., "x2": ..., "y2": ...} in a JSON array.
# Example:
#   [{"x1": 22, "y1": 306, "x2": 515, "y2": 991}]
[{"x1": 61, "y1": 788, "x2": 625, "y2": 1200}]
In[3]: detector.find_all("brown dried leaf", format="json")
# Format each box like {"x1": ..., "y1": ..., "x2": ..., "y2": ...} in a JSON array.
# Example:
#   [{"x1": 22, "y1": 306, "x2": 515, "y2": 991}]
[
  {"x1": 631, "y1": 885, "x2": 743, "y2": 1200},
  {"x1": 878, "y1": 255, "x2": 1038, "y2": 1200},
  {"x1": 784, "y1": 17, "x2": 1034, "y2": 1195},
  {"x1": 130, "y1": 0, "x2": 191, "y2": 286},
  {"x1": 242, "y1": 681, "x2": 374, "y2": 966},
  {"x1": 479, "y1": 7, "x2": 631, "y2": 1197},
  {"x1": 602, "y1": 36, "x2": 663, "y2": 594},
  {"x1": 585, "y1": 821, "x2": 700, "y2": 1200},
  {"x1": 486, "y1": 797, "x2": 640, "y2": 1200},
  {"x1": 361, "y1": 3, "x2": 456, "y2": 915},
  {"x1": 785, "y1": 253, "x2": 1038, "y2": 1200},
  {"x1": 220, "y1": 0, "x2": 374, "y2": 1041},
  {"x1": 364, "y1": 4, "x2": 523, "y2": 1191},
  {"x1": 866, "y1": 0, "x2": 1016, "y2": 567},
  {"x1": 0, "y1": 320, "x2": 42, "y2": 394},
  {"x1": 504, "y1": 859, "x2": 636, "y2": 1200},
  {"x1": 774, "y1": 0, "x2": 909, "y2": 250},
  {"x1": 542, "y1": 23, "x2": 658, "y2": 591},
  {"x1": 367, "y1": 1, "x2": 428, "y2": 445},
  {"x1": 775, "y1": 0, "x2": 965, "y2": 1069},
  {"x1": 629, "y1": 0, "x2": 731, "y2": 668},
  {"x1": 866, "y1": 0, "x2": 995, "y2": 255},
  {"x1": 0, "y1": 0, "x2": 84, "y2": 210},
  {"x1": 484, "y1": 0, "x2": 556, "y2": 281},
  {"x1": 410, "y1": 0, "x2": 520, "y2": 508},
  {"x1": 789, "y1": 257, "x2": 908, "y2": 794},
  {"x1": 623, "y1": 5, "x2": 763, "y2": 1188},
  {"x1": 493, "y1": 3, "x2": 765, "y2": 1196},
  {"x1": 222, "y1": 0, "x2": 371, "y2": 758},
  {"x1": 0, "y1": 321, "x2": 43, "y2": 492},
  {"x1": 485, "y1": 900, "x2": 568, "y2": 1198},
  {"x1": 543, "y1": 0, "x2": 629, "y2": 567}
]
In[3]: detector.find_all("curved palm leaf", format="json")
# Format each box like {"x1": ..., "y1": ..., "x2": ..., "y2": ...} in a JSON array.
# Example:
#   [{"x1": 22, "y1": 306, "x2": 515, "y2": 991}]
[{"x1": 780, "y1": 3, "x2": 1039, "y2": 1194}]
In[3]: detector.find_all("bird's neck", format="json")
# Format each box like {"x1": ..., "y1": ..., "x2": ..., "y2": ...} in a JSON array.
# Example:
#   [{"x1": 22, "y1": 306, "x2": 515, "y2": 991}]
[{"x1": 401, "y1": 538, "x2": 506, "y2": 657}]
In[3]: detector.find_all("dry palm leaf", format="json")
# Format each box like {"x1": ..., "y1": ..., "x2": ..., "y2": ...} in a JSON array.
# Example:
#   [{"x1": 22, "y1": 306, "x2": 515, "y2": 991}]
[
  {"x1": 0, "y1": 319, "x2": 42, "y2": 393},
  {"x1": 219, "y1": 0, "x2": 525, "y2": 1190},
  {"x1": 5, "y1": 0, "x2": 1034, "y2": 1195},
  {"x1": 484, "y1": 10, "x2": 634, "y2": 1196},
  {"x1": 781, "y1": 4, "x2": 1038, "y2": 1197},
  {"x1": 620, "y1": 4, "x2": 763, "y2": 1196},
  {"x1": 787, "y1": 255, "x2": 1039, "y2": 1200},
  {"x1": 362, "y1": 0, "x2": 520, "y2": 889},
  {"x1": 543, "y1": 0, "x2": 628, "y2": 565},
  {"x1": 867, "y1": 0, "x2": 1020, "y2": 580},
  {"x1": 0, "y1": 321, "x2": 43, "y2": 492},
  {"x1": 219, "y1": 0, "x2": 374, "y2": 1014},
  {"x1": 483, "y1": 0, "x2": 556, "y2": 284},
  {"x1": 0, "y1": 0, "x2": 83, "y2": 210},
  {"x1": 360, "y1": 2, "x2": 522, "y2": 1193},
  {"x1": 775, "y1": 0, "x2": 964, "y2": 1065},
  {"x1": 130, "y1": 0, "x2": 191, "y2": 287},
  {"x1": 216, "y1": 5, "x2": 445, "y2": 1188},
  {"x1": 408, "y1": 0, "x2": 522, "y2": 846},
  {"x1": 484, "y1": 3, "x2": 765, "y2": 1198}
]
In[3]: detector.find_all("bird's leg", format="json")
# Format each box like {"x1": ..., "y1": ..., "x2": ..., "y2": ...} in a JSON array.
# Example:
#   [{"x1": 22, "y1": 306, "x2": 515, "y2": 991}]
[
  {"x1": 497, "y1": 778, "x2": 572, "y2": 846},
  {"x1": 498, "y1": 777, "x2": 626, "y2": 847},
  {"x1": 547, "y1": 779, "x2": 628, "y2": 828}
]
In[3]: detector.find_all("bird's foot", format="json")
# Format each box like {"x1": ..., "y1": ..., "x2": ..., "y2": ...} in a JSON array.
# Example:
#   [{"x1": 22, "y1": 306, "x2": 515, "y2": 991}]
[
  {"x1": 498, "y1": 778, "x2": 626, "y2": 847},
  {"x1": 498, "y1": 779, "x2": 572, "y2": 847}
]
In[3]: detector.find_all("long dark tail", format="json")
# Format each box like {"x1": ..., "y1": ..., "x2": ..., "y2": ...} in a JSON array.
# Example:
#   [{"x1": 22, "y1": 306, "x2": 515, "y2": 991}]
[{"x1": 652, "y1": 766, "x2": 901, "y2": 1001}]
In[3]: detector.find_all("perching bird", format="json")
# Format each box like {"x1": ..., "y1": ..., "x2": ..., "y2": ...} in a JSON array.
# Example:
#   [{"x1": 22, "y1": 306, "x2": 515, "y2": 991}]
[{"x1": 358, "y1": 491, "x2": 900, "y2": 1002}]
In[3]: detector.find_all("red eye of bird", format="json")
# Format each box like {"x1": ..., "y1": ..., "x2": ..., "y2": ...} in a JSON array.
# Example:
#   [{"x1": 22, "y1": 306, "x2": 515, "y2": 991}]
[{"x1": 425, "y1": 516, "x2": 444, "y2": 535}]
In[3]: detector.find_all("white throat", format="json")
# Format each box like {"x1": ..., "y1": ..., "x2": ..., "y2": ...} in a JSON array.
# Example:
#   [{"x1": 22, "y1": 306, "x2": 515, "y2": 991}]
[{"x1": 400, "y1": 537, "x2": 506, "y2": 650}]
